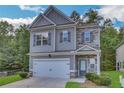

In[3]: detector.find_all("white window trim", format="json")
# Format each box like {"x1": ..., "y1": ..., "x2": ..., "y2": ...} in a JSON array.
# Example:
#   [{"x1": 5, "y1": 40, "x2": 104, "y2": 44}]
[{"x1": 35, "y1": 32, "x2": 49, "y2": 46}]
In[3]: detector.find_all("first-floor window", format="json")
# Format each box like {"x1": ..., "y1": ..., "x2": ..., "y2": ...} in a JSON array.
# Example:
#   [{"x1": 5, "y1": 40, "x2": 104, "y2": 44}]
[
  {"x1": 89, "y1": 58, "x2": 96, "y2": 73},
  {"x1": 90, "y1": 64, "x2": 95, "y2": 72}
]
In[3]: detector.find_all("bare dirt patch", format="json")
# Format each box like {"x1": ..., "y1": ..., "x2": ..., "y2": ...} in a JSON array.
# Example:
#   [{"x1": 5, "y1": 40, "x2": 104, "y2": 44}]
[{"x1": 80, "y1": 80, "x2": 107, "y2": 88}]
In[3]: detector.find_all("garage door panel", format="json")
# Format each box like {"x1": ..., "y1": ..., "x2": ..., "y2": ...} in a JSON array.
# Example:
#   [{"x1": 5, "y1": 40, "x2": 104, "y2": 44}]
[
  {"x1": 49, "y1": 61, "x2": 70, "y2": 78},
  {"x1": 33, "y1": 58, "x2": 70, "y2": 78},
  {"x1": 33, "y1": 61, "x2": 51, "y2": 77}
]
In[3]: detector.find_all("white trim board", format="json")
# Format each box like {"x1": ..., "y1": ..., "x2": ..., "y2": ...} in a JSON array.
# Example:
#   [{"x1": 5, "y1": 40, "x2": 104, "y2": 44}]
[
  {"x1": 76, "y1": 45, "x2": 98, "y2": 52},
  {"x1": 33, "y1": 58, "x2": 70, "y2": 61}
]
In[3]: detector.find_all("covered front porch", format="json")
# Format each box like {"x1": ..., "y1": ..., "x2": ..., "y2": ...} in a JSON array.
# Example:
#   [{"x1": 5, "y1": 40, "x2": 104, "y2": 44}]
[{"x1": 70, "y1": 45, "x2": 101, "y2": 78}]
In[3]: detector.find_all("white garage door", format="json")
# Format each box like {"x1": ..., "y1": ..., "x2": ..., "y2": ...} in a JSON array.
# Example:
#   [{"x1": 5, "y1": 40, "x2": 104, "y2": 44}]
[{"x1": 33, "y1": 58, "x2": 70, "y2": 78}]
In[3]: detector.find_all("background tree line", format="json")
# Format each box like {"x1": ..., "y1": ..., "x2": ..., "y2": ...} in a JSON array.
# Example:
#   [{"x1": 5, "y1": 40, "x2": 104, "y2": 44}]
[
  {"x1": 0, "y1": 22, "x2": 29, "y2": 71},
  {"x1": 0, "y1": 8, "x2": 124, "y2": 71}
]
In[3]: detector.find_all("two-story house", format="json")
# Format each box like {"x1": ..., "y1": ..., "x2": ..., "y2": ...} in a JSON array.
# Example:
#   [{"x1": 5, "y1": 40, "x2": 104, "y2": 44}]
[{"x1": 28, "y1": 6, "x2": 101, "y2": 78}]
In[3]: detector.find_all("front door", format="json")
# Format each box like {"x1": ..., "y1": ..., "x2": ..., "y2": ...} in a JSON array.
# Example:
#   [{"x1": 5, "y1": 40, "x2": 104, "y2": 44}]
[{"x1": 79, "y1": 59, "x2": 86, "y2": 76}]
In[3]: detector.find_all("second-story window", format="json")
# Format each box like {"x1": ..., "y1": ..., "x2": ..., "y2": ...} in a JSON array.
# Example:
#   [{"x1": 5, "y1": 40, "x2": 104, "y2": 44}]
[
  {"x1": 84, "y1": 31, "x2": 91, "y2": 43},
  {"x1": 34, "y1": 32, "x2": 51, "y2": 46},
  {"x1": 36, "y1": 34, "x2": 42, "y2": 46},
  {"x1": 42, "y1": 32, "x2": 48, "y2": 45},
  {"x1": 60, "y1": 31, "x2": 71, "y2": 42},
  {"x1": 63, "y1": 31, "x2": 68, "y2": 42}
]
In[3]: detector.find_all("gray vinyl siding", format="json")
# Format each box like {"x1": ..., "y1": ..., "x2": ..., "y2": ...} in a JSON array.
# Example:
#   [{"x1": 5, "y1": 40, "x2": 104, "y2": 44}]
[
  {"x1": 55, "y1": 27, "x2": 75, "y2": 51},
  {"x1": 29, "y1": 55, "x2": 75, "y2": 71},
  {"x1": 30, "y1": 29, "x2": 54, "y2": 53},
  {"x1": 30, "y1": 27, "x2": 100, "y2": 52}
]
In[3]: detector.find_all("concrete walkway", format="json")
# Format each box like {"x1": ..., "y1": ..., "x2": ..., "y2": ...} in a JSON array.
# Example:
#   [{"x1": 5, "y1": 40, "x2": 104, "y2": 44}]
[
  {"x1": 70, "y1": 77, "x2": 86, "y2": 83},
  {"x1": 0, "y1": 77, "x2": 69, "y2": 88}
]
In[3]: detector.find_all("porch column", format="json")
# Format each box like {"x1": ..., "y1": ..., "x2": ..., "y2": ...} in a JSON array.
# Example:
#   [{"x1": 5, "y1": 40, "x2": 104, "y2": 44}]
[
  {"x1": 97, "y1": 52, "x2": 100, "y2": 75},
  {"x1": 29, "y1": 56, "x2": 32, "y2": 72},
  {"x1": 53, "y1": 27, "x2": 56, "y2": 51},
  {"x1": 73, "y1": 55, "x2": 78, "y2": 76},
  {"x1": 71, "y1": 55, "x2": 76, "y2": 77},
  {"x1": 86, "y1": 57, "x2": 89, "y2": 73},
  {"x1": 73, "y1": 55, "x2": 76, "y2": 73}
]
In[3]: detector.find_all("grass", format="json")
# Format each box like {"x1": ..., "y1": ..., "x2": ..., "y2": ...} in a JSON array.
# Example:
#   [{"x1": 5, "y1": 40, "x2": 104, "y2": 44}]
[
  {"x1": 65, "y1": 71, "x2": 124, "y2": 88},
  {"x1": 0, "y1": 75, "x2": 23, "y2": 86},
  {"x1": 65, "y1": 82, "x2": 81, "y2": 88},
  {"x1": 101, "y1": 71, "x2": 124, "y2": 88}
]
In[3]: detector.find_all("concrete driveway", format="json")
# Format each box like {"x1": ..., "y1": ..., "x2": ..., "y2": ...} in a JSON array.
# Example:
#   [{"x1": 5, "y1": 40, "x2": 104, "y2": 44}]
[{"x1": 0, "y1": 77, "x2": 69, "y2": 88}]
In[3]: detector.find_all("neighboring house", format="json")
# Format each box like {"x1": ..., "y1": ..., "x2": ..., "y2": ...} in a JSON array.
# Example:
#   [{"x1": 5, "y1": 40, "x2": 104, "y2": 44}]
[
  {"x1": 116, "y1": 41, "x2": 124, "y2": 71},
  {"x1": 28, "y1": 5, "x2": 101, "y2": 79}
]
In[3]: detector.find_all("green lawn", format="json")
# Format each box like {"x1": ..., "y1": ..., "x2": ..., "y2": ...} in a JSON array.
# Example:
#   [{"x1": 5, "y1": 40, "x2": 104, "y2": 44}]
[
  {"x1": 65, "y1": 82, "x2": 81, "y2": 88},
  {"x1": 0, "y1": 75, "x2": 23, "y2": 86},
  {"x1": 101, "y1": 71, "x2": 124, "y2": 88}
]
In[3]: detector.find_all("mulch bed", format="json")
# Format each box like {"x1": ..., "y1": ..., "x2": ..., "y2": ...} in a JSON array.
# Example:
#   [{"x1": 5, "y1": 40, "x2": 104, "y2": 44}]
[{"x1": 80, "y1": 80, "x2": 107, "y2": 88}]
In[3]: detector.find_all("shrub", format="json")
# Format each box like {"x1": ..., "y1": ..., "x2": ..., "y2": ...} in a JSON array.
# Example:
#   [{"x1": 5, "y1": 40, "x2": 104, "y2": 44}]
[
  {"x1": 93, "y1": 79, "x2": 101, "y2": 85},
  {"x1": 18, "y1": 72, "x2": 28, "y2": 78},
  {"x1": 85, "y1": 73, "x2": 111, "y2": 86},
  {"x1": 101, "y1": 73, "x2": 108, "y2": 76},
  {"x1": 91, "y1": 73, "x2": 100, "y2": 81},
  {"x1": 99, "y1": 76, "x2": 111, "y2": 86},
  {"x1": 85, "y1": 73, "x2": 92, "y2": 80},
  {"x1": 85, "y1": 73, "x2": 99, "y2": 81}
]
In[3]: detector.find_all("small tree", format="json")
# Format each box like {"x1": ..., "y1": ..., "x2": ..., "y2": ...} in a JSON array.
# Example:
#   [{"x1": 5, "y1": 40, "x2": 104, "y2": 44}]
[
  {"x1": 101, "y1": 27, "x2": 120, "y2": 71},
  {"x1": 83, "y1": 8, "x2": 103, "y2": 24},
  {"x1": 70, "y1": 10, "x2": 80, "y2": 22}
]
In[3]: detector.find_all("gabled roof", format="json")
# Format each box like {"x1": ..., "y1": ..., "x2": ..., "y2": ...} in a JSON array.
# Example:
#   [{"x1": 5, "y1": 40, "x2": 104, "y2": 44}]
[
  {"x1": 70, "y1": 45, "x2": 100, "y2": 55},
  {"x1": 76, "y1": 45, "x2": 98, "y2": 52},
  {"x1": 29, "y1": 14, "x2": 55, "y2": 28},
  {"x1": 44, "y1": 5, "x2": 75, "y2": 24},
  {"x1": 29, "y1": 5, "x2": 75, "y2": 29}
]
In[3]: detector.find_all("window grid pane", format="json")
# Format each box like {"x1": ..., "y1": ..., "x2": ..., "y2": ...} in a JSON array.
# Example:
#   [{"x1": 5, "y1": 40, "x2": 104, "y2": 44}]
[
  {"x1": 62, "y1": 31, "x2": 68, "y2": 42},
  {"x1": 35, "y1": 32, "x2": 49, "y2": 46},
  {"x1": 36, "y1": 35, "x2": 41, "y2": 46},
  {"x1": 42, "y1": 32, "x2": 48, "y2": 45},
  {"x1": 36, "y1": 40, "x2": 41, "y2": 45},
  {"x1": 43, "y1": 39, "x2": 48, "y2": 45},
  {"x1": 84, "y1": 31, "x2": 91, "y2": 42}
]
